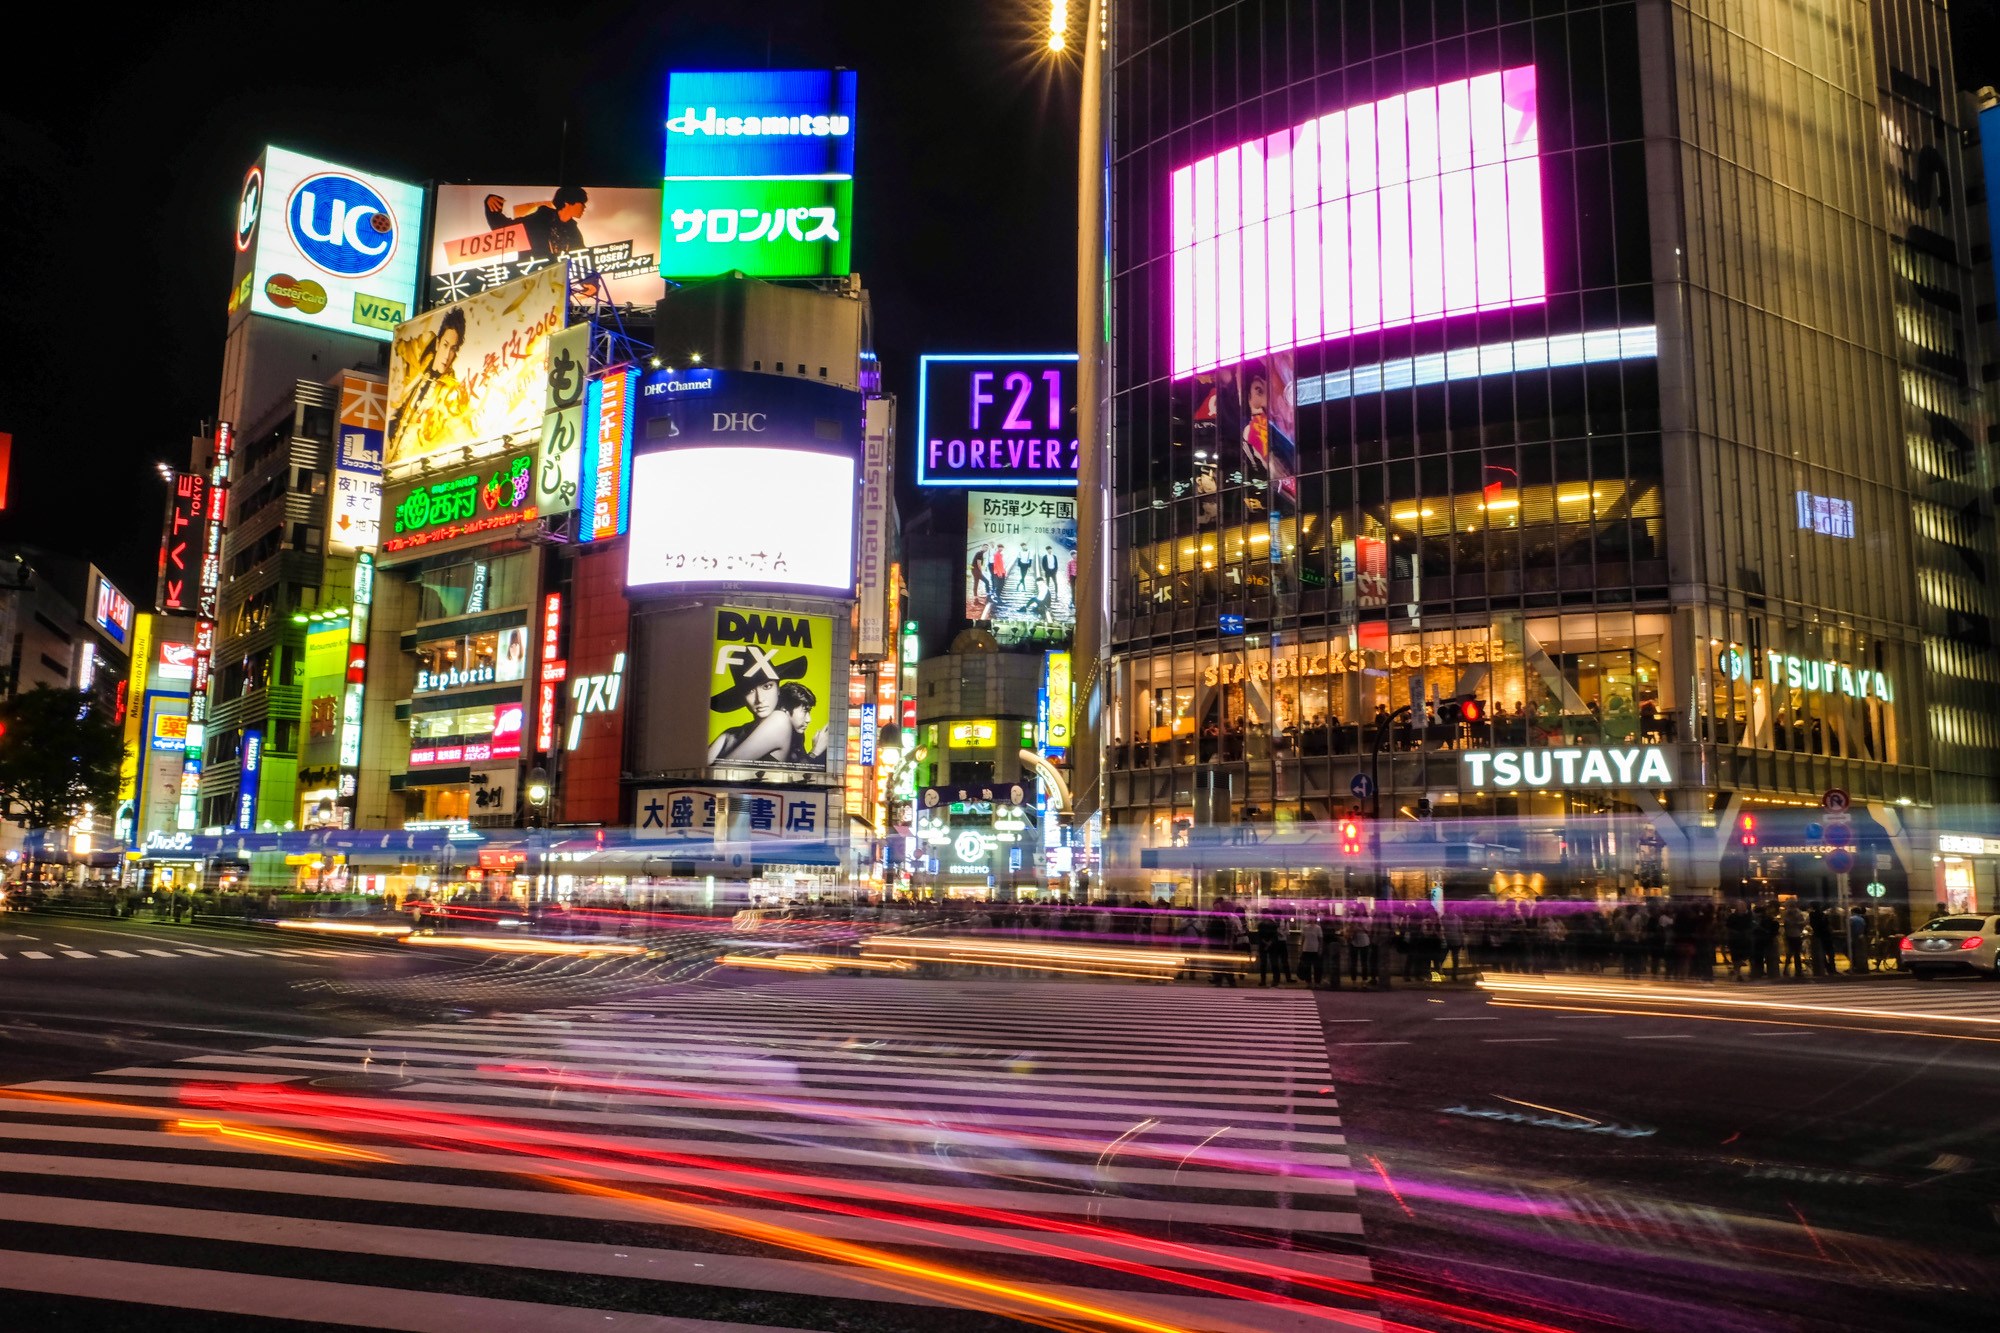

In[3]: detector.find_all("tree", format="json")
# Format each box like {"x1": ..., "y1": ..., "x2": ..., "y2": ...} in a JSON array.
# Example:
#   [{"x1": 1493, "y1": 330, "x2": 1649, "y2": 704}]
[{"x1": 0, "y1": 686, "x2": 126, "y2": 837}]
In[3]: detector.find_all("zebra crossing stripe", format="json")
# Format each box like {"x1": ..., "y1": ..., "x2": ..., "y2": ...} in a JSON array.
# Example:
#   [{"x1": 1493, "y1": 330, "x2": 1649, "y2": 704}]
[{"x1": 0, "y1": 978, "x2": 1368, "y2": 1330}]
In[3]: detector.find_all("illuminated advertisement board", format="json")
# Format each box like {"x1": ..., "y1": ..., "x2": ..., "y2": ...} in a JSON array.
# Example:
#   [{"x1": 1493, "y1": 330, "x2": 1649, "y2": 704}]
[
  {"x1": 157, "y1": 640, "x2": 196, "y2": 682},
  {"x1": 579, "y1": 370, "x2": 636, "y2": 542},
  {"x1": 916, "y1": 354, "x2": 1078, "y2": 488},
  {"x1": 633, "y1": 786, "x2": 827, "y2": 842},
  {"x1": 87, "y1": 570, "x2": 133, "y2": 647},
  {"x1": 660, "y1": 69, "x2": 857, "y2": 279},
  {"x1": 626, "y1": 447, "x2": 854, "y2": 595},
  {"x1": 1170, "y1": 66, "x2": 1545, "y2": 377},
  {"x1": 706, "y1": 607, "x2": 835, "y2": 773},
  {"x1": 632, "y1": 367, "x2": 863, "y2": 452},
  {"x1": 966, "y1": 491, "x2": 1077, "y2": 647},
  {"x1": 233, "y1": 147, "x2": 425, "y2": 342},
  {"x1": 430, "y1": 184, "x2": 666, "y2": 309},
  {"x1": 384, "y1": 266, "x2": 565, "y2": 470},
  {"x1": 535, "y1": 324, "x2": 589, "y2": 521},
  {"x1": 381, "y1": 442, "x2": 541, "y2": 556},
  {"x1": 236, "y1": 728, "x2": 264, "y2": 831},
  {"x1": 158, "y1": 472, "x2": 206, "y2": 613},
  {"x1": 331, "y1": 374, "x2": 386, "y2": 554}
]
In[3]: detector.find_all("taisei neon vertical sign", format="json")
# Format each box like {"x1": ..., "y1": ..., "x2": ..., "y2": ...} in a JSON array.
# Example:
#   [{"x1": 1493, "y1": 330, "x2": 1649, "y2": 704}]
[{"x1": 1171, "y1": 66, "x2": 1546, "y2": 377}]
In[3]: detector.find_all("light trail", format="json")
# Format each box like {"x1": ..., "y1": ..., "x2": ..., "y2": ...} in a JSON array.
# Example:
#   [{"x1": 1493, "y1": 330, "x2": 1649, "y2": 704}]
[
  {"x1": 274, "y1": 920, "x2": 413, "y2": 937},
  {"x1": 718, "y1": 952, "x2": 913, "y2": 973},
  {"x1": 1478, "y1": 975, "x2": 2000, "y2": 1028},
  {"x1": 1493, "y1": 1095, "x2": 1599, "y2": 1126},
  {"x1": 1485, "y1": 998, "x2": 2000, "y2": 1045},
  {"x1": 400, "y1": 934, "x2": 646, "y2": 956},
  {"x1": 167, "y1": 1118, "x2": 393, "y2": 1162}
]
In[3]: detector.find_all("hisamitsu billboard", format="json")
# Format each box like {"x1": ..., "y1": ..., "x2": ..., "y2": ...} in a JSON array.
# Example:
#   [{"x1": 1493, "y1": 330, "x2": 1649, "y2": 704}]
[{"x1": 917, "y1": 354, "x2": 1078, "y2": 488}]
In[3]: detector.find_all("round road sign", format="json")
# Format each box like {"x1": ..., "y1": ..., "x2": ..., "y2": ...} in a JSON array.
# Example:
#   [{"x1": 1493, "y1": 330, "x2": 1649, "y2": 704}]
[{"x1": 1822, "y1": 788, "x2": 1850, "y2": 813}]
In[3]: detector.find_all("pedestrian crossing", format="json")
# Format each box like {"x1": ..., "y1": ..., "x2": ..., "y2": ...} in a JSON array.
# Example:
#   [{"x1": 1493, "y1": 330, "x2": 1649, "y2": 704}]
[
  {"x1": 0, "y1": 939, "x2": 364, "y2": 962},
  {"x1": 0, "y1": 977, "x2": 1376, "y2": 1331}
]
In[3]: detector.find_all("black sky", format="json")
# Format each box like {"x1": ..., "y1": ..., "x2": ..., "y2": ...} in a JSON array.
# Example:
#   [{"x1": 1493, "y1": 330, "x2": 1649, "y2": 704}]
[
  {"x1": 0, "y1": 0, "x2": 1080, "y2": 598},
  {"x1": 2, "y1": 1, "x2": 1996, "y2": 601}
]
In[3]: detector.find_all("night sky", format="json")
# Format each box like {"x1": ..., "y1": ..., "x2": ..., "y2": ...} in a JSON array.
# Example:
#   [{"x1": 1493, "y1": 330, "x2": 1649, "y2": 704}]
[
  {"x1": 0, "y1": 1, "x2": 1080, "y2": 598},
  {"x1": 1, "y1": 0, "x2": 1995, "y2": 602}
]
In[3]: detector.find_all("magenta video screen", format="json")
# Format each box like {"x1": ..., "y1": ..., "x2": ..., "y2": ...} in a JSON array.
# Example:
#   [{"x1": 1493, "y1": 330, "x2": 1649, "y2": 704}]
[{"x1": 1171, "y1": 66, "x2": 1546, "y2": 378}]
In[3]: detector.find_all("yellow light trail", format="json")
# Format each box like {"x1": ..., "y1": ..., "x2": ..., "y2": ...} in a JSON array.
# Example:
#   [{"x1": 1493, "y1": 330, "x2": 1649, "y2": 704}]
[
  {"x1": 549, "y1": 1174, "x2": 1196, "y2": 1333},
  {"x1": 167, "y1": 1119, "x2": 393, "y2": 1162},
  {"x1": 1492, "y1": 1095, "x2": 1598, "y2": 1125},
  {"x1": 1479, "y1": 975, "x2": 2000, "y2": 1028},
  {"x1": 1486, "y1": 998, "x2": 2000, "y2": 1045},
  {"x1": 275, "y1": 920, "x2": 412, "y2": 937},
  {"x1": 401, "y1": 934, "x2": 644, "y2": 956},
  {"x1": 718, "y1": 952, "x2": 913, "y2": 973}
]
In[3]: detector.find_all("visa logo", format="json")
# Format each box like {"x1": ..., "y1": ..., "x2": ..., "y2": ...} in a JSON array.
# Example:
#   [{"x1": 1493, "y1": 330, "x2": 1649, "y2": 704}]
[{"x1": 353, "y1": 293, "x2": 407, "y2": 331}]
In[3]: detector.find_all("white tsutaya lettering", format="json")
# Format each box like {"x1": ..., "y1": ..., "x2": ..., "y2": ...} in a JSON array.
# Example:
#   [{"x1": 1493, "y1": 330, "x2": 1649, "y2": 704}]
[
  {"x1": 1579, "y1": 749, "x2": 1614, "y2": 784},
  {"x1": 1609, "y1": 749, "x2": 1639, "y2": 783},
  {"x1": 1521, "y1": 751, "x2": 1553, "y2": 786},
  {"x1": 1637, "y1": 748, "x2": 1673, "y2": 783},
  {"x1": 1551, "y1": 748, "x2": 1582, "y2": 785},
  {"x1": 1462, "y1": 753, "x2": 1492, "y2": 787},
  {"x1": 1492, "y1": 752, "x2": 1521, "y2": 787}
]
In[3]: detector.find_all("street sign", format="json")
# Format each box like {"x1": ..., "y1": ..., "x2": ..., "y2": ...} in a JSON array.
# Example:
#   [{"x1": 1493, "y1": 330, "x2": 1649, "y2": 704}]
[
  {"x1": 1824, "y1": 821, "x2": 1853, "y2": 848},
  {"x1": 1350, "y1": 773, "x2": 1375, "y2": 800},
  {"x1": 1822, "y1": 788, "x2": 1850, "y2": 813},
  {"x1": 1825, "y1": 848, "x2": 1854, "y2": 874}
]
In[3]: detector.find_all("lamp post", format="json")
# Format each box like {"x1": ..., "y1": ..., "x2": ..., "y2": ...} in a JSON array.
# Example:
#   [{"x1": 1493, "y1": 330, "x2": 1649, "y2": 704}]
[{"x1": 525, "y1": 767, "x2": 550, "y2": 907}]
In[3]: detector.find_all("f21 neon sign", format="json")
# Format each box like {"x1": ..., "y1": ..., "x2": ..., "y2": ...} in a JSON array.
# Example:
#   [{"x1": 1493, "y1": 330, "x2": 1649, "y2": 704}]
[{"x1": 916, "y1": 354, "x2": 1078, "y2": 488}]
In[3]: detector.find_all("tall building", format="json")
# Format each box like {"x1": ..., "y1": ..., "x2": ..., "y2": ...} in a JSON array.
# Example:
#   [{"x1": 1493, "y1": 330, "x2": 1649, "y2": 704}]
[{"x1": 1095, "y1": 0, "x2": 1997, "y2": 906}]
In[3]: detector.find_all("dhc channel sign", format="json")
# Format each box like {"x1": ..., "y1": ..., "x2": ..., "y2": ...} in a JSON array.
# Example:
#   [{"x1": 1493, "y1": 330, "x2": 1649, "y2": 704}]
[{"x1": 288, "y1": 171, "x2": 399, "y2": 279}]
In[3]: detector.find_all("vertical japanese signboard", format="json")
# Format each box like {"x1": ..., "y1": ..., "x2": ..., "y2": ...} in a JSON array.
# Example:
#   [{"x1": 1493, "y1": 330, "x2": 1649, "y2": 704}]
[
  {"x1": 537, "y1": 323, "x2": 589, "y2": 523},
  {"x1": 537, "y1": 592, "x2": 565, "y2": 754},
  {"x1": 330, "y1": 375, "x2": 385, "y2": 554},
  {"x1": 580, "y1": 369, "x2": 635, "y2": 542},
  {"x1": 178, "y1": 423, "x2": 233, "y2": 830},
  {"x1": 158, "y1": 471, "x2": 207, "y2": 613}
]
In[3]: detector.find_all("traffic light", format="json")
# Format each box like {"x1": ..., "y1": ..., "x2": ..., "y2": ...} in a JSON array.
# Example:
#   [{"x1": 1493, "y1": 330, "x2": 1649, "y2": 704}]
[
  {"x1": 1435, "y1": 694, "x2": 1483, "y2": 726},
  {"x1": 1340, "y1": 818, "x2": 1363, "y2": 854},
  {"x1": 1738, "y1": 812, "x2": 1757, "y2": 847}
]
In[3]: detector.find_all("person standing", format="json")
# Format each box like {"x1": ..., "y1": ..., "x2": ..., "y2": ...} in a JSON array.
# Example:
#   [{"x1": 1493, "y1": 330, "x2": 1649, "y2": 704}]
[
  {"x1": 1441, "y1": 910, "x2": 1466, "y2": 978},
  {"x1": 1807, "y1": 902, "x2": 1835, "y2": 977},
  {"x1": 1347, "y1": 913, "x2": 1375, "y2": 985},
  {"x1": 1725, "y1": 901, "x2": 1753, "y2": 981},
  {"x1": 1298, "y1": 916, "x2": 1324, "y2": 987},
  {"x1": 1781, "y1": 900, "x2": 1808, "y2": 979},
  {"x1": 1846, "y1": 902, "x2": 1872, "y2": 976}
]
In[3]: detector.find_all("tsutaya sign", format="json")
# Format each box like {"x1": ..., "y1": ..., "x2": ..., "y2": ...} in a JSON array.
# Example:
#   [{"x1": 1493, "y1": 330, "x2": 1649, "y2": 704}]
[
  {"x1": 1461, "y1": 746, "x2": 1674, "y2": 789},
  {"x1": 1718, "y1": 649, "x2": 1892, "y2": 702},
  {"x1": 1204, "y1": 638, "x2": 1506, "y2": 687}
]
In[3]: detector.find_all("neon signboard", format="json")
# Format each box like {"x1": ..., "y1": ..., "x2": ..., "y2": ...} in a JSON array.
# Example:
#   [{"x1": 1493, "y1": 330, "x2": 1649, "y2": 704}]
[
  {"x1": 1171, "y1": 65, "x2": 1545, "y2": 377},
  {"x1": 916, "y1": 354, "x2": 1078, "y2": 488},
  {"x1": 382, "y1": 448, "x2": 538, "y2": 554}
]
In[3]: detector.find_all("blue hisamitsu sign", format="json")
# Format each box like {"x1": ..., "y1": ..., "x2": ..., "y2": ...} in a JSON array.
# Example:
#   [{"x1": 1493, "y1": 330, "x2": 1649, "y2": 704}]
[{"x1": 663, "y1": 70, "x2": 858, "y2": 181}]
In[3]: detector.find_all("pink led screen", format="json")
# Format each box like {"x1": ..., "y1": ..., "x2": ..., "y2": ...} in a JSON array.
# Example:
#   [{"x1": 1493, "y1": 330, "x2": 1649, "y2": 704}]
[{"x1": 1171, "y1": 66, "x2": 1546, "y2": 378}]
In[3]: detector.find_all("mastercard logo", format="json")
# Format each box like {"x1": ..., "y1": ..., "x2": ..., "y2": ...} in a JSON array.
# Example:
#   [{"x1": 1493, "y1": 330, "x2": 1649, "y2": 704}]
[{"x1": 265, "y1": 274, "x2": 328, "y2": 315}]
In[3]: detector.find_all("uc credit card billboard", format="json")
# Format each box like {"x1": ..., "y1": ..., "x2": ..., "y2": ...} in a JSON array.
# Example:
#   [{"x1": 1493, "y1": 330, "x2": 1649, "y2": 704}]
[
  {"x1": 661, "y1": 69, "x2": 857, "y2": 280},
  {"x1": 231, "y1": 146, "x2": 425, "y2": 342}
]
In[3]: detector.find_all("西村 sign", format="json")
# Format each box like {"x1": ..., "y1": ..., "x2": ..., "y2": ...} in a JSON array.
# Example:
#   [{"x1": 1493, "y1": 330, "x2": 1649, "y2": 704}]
[
  {"x1": 382, "y1": 448, "x2": 539, "y2": 556},
  {"x1": 918, "y1": 355, "x2": 1078, "y2": 487},
  {"x1": 1460, "y1": 747, "x2": 1673, "y2": 789}
]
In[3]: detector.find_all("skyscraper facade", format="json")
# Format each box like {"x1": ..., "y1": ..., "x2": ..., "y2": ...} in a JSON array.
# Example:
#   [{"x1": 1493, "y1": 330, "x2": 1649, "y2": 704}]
[{"x1": 1100, "y1": 0, "x2": 1997, "y2": 903}]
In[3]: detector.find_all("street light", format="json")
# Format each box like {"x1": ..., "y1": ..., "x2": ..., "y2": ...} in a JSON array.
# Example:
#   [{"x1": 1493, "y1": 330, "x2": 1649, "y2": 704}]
[
  {"x1": 1047, "y1": 0, "x2": 1068, "y2": 50},
  {"x1": 526, "y1": 767, "x2": 550, "y2": 814},
  {"x1": 525, "y1": 767, "x2": 550, "y2": 906}
]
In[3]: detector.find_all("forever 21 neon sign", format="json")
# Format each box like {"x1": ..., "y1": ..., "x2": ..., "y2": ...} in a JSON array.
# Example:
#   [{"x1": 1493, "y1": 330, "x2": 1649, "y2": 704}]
[{"x1": 916, "y1": 353, "x2": 1079, "y2": 488}]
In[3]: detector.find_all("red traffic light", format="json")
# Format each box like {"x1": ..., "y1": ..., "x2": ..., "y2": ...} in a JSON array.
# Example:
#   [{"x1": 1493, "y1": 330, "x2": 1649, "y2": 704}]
[
  {"x1": 1459, "y1": 697, "x2": 1483, "y2": 724},
  {"x1": 1739, "y1": 813, "x2": 1757, "y2": 847},
  {"x1": 1340, "y1": 818, "x2": 1362, "y2": 853}
]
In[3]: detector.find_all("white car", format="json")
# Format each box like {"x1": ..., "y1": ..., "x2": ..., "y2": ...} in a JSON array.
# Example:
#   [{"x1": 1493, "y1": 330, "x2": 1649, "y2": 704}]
[{"x1": 1898, "y1": 913, "x2": 2000, "y2": 978}]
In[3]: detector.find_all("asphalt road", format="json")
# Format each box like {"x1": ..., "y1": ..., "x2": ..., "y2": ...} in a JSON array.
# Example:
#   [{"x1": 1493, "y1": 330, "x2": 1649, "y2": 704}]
[{"x1": 0, "y1": 931, "x2": 1989, "y2": 1331}]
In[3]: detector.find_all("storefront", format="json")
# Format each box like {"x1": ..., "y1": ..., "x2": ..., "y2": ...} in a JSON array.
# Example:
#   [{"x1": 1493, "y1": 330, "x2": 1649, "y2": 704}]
[{"x1": 1931, "y1": 833, "x2": 1999, "y2": 914}]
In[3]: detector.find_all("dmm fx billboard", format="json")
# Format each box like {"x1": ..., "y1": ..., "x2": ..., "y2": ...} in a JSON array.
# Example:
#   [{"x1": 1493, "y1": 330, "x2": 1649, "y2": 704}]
[
  {"x1": 1460, "y1": 746, "x2": 1674, "y2": 790},
  {"x1": 661, "y1": 69, "x2": 857, "y2": 279},
  {"x1": 230, "y1": 146, "x2": 425, "y2": 341},
  {"x1": 918, "y1": 354, "x2": 1078, "y2": 487},
  {"x1": 707, "y1": 608, "x2": 834, "y2": 773}
]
